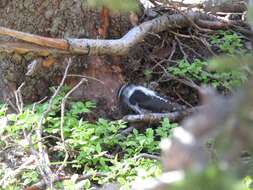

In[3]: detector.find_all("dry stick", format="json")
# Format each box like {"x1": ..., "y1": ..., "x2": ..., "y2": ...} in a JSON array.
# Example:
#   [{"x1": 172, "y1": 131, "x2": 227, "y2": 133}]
[
  {"x1": 199, "y1": 37, "x2": 217, "y2": 56},
  {"x1": 32, "y1": 96, "x2": 48, "y2": 112},
  {"x1": 5, "y1": 94, "x2": 19, "y2": 113},
  {"x1": 67, "y1": 74, "x2": 105, "y2": 84},
  {"x1": 174, "y1": 35, "x2": 188, "y2": 60},
  {"x1": 11, "y1": 84, "x2": 49, "y2": 190},
  {"x1": 0, "y1": 42, "x2": 70, "y2": 55},
  {"x1": 0, "y1": 27, "x2": 68, "y2": 50},
  {"x1": 119, "y1": 107, "x2": 202, "y2": 136},
  {"x1": 0, "y1": 12, "x2": 225, "y2": 56},
  {"x1": 177, "y1": 40, "x2": 206, "y2": 60},
  {"x1": 35, "y1": 58, "x2": 72, "y2": 189},
  {"x1": 57, "y1": 78, "x2": 87, "y2": 175},
  {"x1": 169, "y1": 30, "x2": 217, "y2": 56},
  {"x1": 168, "y1": 40, "x2": 177, "y2": 61},
  {"x1": 169, "y1": 4, "x2": 213, "y2": 33},
  {"x1": 14, "y1": 82, "x2": 25, "y2": 113},
  {"x1": 175, "y1": 92, "x2": 193, "y2": 108},
  {"x1": 123, "y1": 106, "x2": 203, "y2": 124},
  {"x1": 68, "y1": 11, "x2": 211, "y2": 55}
]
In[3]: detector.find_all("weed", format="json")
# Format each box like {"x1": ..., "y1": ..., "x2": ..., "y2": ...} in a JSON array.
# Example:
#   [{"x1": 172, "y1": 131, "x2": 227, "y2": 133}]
[
  {"x1": 210, "y1": 30, "x2": 243, "y2": 54},
  {"x1": 168, "y1": 58, "x2": 248, "y2": 90},
  {"x1": 0, "y1": 94, "x2": 177, "y2": 189},
  {"x1": 143, "y1": 69, "x2": 153, "y2": 80}
]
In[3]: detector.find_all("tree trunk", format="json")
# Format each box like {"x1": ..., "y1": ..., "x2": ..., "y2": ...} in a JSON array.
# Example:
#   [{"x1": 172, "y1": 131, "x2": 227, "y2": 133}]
[{"x1": 0, "y1": 0, "x2": 131, "y2": 116}]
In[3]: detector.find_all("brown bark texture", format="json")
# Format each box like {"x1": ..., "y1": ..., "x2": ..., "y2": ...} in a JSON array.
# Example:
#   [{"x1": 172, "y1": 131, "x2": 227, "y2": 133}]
[{"x1": 0, "y1": 0, "x2": 131, "y2": 115}]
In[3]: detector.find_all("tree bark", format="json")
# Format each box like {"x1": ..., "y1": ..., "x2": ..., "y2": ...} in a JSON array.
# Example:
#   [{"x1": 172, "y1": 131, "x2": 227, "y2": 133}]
[{"x1": 0, "y1": 0, "x2": 130, "y2": 115}]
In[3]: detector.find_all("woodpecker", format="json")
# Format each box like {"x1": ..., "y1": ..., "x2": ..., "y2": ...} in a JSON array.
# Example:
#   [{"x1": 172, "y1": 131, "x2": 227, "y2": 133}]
[{"x1": 117, "y1": 84, "x2": 182, "y2": 114}]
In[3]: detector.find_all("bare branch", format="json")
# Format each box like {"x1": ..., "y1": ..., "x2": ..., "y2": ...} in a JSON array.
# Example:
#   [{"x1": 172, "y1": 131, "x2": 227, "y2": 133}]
[
  {"x1": 14, "y1": 82, "x2": 25, "y2": 113},
  {"x1": 57, "y1": 78, "x2": 87, "y2": 175},
  {"x1": 122, "y1": 106, "x2": 204, "y2": 123},
  {"x1": 0, "y1": 11, "x2": 238, "y2": 56},
  {"x1": 34, "y1": 58, "x2": 72, "y2": 189}
]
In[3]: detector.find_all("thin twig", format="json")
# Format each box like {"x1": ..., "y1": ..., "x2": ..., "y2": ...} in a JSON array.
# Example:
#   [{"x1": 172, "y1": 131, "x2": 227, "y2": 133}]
[
  {"x1": 35, "y1": 58, "x2": 72, "y2": 189},
  {"x1": 168, "y1": 40, "x2": 177, "y2": 61},
  {"x1": 175, "y1": 36, "x2": 188, "y2": 61},
  {"x1": 14, "y1": 82, "x2": 25, "y2": 113},
  {"x1": 32, "y1": 96, "x2": 48, "y2": 112},
  {"x1": 179, "y1": 41, "x2": 206, "y2": 60},
  {"x1": 67, "y1": 74, "x2": 104, "y2": 84},
  {"x1": 5, "y1": 98, "x2": 19, "y2": 113},
  {"x1": 175, "y1": 92, "x2": 193, "y2": 108},
  {"x1": 170, "y1": 5, "x2": 213, "y2": 33},
  {"x1": 57, "y1": 78, "x2": 87, "y2": 175}
]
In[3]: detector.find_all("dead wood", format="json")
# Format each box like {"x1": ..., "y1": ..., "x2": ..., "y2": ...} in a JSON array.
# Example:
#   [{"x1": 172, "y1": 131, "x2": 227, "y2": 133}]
[
  {"x1": 0, "y1": 11, "x2": 242, "y2": 56},
  {"x1": 57, "y1": 78, "x2": 87, "y2": 175},
  {"x1": 0, "y1": 42, "x2": 70, "y2": 56},
  {"x1": 33, "y1": 59, "x2": 72, "y2": 189},
  {"x1": 122, "y1": 106, "x2": 203, "y2": 124},
  {"x1": 0, "y1": 27, "x2": 68, "y2": 50}
]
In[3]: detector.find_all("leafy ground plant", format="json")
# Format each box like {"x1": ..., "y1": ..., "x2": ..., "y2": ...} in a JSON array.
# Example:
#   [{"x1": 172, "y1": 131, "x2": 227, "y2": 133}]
[
  {"x1": 167, "y1": 31, "x2": 250, "y2": 91},
  {"x1": 210, "y1": 30, "x2": 244, "y2": 54},
  {"x1": 168, "y1": 58, "x2": 249, "y2": 90},
  {"x1": 0, "y1": 95, "x2": 176, "y2": 189}
]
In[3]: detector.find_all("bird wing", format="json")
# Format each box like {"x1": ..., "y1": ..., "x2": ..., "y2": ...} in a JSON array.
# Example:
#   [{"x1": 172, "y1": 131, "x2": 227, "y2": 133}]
[{"x1": 129, "y1": 89, "x2": 173, "y2": 112}]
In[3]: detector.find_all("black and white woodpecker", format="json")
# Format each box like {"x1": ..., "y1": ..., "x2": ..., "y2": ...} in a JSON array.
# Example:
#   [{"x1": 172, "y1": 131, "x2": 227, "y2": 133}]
[{"x1": 117, "y1": 84, "x2": 182, "y2": 114}]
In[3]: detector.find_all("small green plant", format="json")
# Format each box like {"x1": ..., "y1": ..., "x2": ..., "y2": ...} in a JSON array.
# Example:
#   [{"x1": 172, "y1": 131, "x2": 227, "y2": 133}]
[
  {"x1": 168, "y1": 58, "x2": 248, "y2": 90},
  {"x1": 168, "y1": 59, "x2": 209, "y2": 83},
  {"x1": 0, "y1": 104, "x2": 7, "y2": 116},
  {"x1": 21, "y1": 170, "x2": 39, "y2": 186},
  {"x1": 143, "y1": 69, "x2": 153, "y2": 80},
  {"x1": 55, "y1": 175, "x2": 91, "y2": 190},
  {"x1": 157, "y1": 118, "x2": 177, "y2": 139},
  {"x1": 210, "y1": 30, "x2": 243, "y2": 54},
  {"x1": 0, "y1": 91, "x2": 178, "y2": 189},
  {"x1": 99, "y1": 157, "x2": 161, "y2": 188}
]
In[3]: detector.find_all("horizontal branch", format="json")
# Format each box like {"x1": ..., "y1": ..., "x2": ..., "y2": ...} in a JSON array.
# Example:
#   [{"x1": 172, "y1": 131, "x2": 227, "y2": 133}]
[
  {"x1": 0, "y1": 11, "x2": 225, "y2": 56},
  {"x1": 0, "y1": 42, "x2": 70, "y2": 56},
  {"x1": 0, "y1": 11, "x2": 249, "y2": 56},
  {"x1": 67, "y1": 11, "x2": 204, "y2": 55},
  {"x1": 0, "y1": 27, "x2": 68, "y2": 50},
  {"x1": 123, "y1": 106, "x2": 204, "y2": 123}
]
